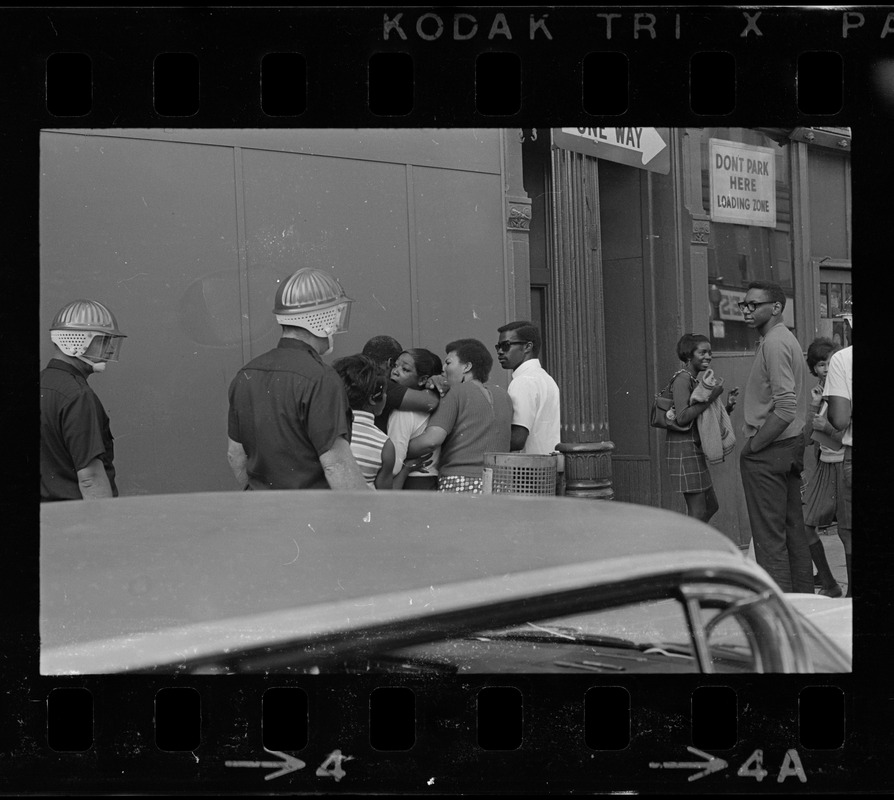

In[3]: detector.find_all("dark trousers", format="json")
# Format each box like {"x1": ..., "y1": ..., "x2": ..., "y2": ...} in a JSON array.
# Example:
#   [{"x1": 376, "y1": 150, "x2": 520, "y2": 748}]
[{"x1": 740, "y1": 435, "x2": 814, "y2": 593}]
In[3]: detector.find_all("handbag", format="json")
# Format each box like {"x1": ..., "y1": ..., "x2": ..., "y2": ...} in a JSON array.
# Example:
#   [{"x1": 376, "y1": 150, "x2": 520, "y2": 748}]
[
  {"x1": 650, "y1": 370, "x2": 693, "y2": 432},
  {"x1": 809, "y1": 399, "x2": 844, "y2": 451}
]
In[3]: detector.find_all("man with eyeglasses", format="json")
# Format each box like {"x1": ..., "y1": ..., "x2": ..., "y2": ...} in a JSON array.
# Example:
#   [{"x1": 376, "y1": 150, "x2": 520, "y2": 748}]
[
  {"x1": 496, "y1": 321, "x2": 561, "y2": 454},
  {"x1": 738, "y1": 280, "x2": 813, "y2": 593}
]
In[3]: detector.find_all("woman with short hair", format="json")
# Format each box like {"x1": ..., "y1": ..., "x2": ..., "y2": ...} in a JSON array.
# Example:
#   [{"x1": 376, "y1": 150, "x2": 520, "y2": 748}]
[{"x1": 407, "y1": 339, "x2": 512, "y2": 494}]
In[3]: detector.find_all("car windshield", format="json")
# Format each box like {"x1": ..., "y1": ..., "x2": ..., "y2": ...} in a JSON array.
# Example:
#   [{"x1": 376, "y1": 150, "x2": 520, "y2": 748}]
[{"x1": 373, "y1": 598, "x2": 704, "y2": 674}]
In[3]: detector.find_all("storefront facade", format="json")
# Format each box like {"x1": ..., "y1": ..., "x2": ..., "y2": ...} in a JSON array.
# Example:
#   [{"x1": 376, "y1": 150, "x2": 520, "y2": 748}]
[
  {"x1": 40, "y1": 126, "x2": 850, "y2": 547},
  {"x1": 520, "y1": 126, "x2": 851, "y2": 546}
]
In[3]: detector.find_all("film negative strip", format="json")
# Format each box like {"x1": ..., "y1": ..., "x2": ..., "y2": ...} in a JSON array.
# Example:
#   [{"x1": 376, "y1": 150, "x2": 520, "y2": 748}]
[{"x1": 5, "y1": 4, "x2": 892, "y2": 794}]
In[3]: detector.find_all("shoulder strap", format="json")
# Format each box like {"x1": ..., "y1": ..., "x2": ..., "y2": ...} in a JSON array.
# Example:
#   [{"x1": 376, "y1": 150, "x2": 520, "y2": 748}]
[{"x1": 655, "y1": 369, "x2": 690, "y2": 398}]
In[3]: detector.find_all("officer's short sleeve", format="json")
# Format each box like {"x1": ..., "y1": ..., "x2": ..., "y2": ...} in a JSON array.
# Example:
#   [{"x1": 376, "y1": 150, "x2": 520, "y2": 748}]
[
  {"x1": 227, "y1": 373, "x2": 243, "y2": 442},
  {"x1": 60, "y1": 392, "x2": 108, "y2": 472},
  {"x1": 307, "y1": 366, "x2": 353, "y2": 456}
]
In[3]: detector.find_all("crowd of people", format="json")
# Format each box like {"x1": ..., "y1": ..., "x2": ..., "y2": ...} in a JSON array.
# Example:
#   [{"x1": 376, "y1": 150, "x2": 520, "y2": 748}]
[
  {"x1": 659, "y1": 280, "x2": 853, "y2": 596},
  {"x1": 39, "y1": 272, "x2": 852, "y2": 596}
]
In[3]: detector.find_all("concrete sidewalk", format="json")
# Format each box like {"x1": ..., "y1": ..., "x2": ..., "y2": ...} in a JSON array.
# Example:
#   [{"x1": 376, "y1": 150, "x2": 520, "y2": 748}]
[
  {"x1": 816, "y1": 524, "x2": 849, "y2": 596},
  {"x1": 745, "y1": 524, "x2": 848, "y2": 595}
]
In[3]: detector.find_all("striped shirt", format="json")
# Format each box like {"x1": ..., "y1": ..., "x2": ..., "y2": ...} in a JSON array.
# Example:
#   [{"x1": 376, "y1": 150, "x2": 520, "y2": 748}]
[{"x1": 349, "y1": 410, "x2": 389, "y2": 488}]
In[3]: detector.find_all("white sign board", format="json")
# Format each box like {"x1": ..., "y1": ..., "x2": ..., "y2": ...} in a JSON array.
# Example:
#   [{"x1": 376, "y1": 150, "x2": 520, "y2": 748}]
[
  {"x1": 553, "y1": 127, "x2": 670, "y2": 174},
  {"x1": 709, "y1": 139, "x2": 776, "y2": 228}
]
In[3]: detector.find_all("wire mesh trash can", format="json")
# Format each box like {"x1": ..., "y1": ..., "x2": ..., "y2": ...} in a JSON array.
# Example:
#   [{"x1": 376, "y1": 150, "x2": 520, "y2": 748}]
[{"x1": 482, "y1": 453, "x2": 558, "y2": 496}]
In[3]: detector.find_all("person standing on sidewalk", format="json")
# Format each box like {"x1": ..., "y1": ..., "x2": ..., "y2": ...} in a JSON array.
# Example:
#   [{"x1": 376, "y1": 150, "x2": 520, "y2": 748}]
[
  {"x1": 227, "y1": 268, "x2": 369, "y2": 491},
  {"x1": 824, "y1": 343, "x2": 853, "y2": 597},
  {"x1": 801, "y1": 338, "x2": 845, "y2": 597},
  {"x1": 495, "y1": 321, "x2": 561, "y2": 454},
  {"x1": 40, "y1": 299, "x2": 127, "y2": 501},
  {"x1": 738, "y1": 281, "x2": 813, "y2": 593}
]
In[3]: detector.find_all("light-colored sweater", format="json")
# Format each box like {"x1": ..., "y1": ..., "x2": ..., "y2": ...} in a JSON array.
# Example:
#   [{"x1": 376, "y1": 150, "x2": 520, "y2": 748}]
[
  {"x1": 691, "y1": 369, "x2": 736, "y2": 464},
  {"x1": 742, "y1": 323, "x2": 807, "y2": 441}
]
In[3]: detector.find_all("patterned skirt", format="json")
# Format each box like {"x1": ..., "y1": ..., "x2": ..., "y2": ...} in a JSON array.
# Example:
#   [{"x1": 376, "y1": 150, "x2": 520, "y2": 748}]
[
  {"x1": 438, "y1": 475, "x2": 483, "y2": 494},
  {"x1": 665, "y1": 429, "x2": 712, "y2": 494}
]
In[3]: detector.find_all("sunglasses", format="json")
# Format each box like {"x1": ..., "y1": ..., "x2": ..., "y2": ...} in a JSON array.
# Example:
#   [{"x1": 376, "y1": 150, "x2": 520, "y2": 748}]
[{"x1": 494, "y1": 340, "x2": 529, "y2": 353}]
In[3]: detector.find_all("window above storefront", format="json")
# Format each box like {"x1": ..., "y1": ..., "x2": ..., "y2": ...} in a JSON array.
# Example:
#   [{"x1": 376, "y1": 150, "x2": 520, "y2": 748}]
[{"x1": 698, "y1": 128, "x2": 795, "y2": 351}]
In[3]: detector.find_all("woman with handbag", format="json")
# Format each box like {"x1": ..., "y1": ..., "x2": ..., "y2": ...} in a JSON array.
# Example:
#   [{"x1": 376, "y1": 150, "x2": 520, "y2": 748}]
[{"x1": 662, "y1": 334, "x2": 738, "y2": 523}]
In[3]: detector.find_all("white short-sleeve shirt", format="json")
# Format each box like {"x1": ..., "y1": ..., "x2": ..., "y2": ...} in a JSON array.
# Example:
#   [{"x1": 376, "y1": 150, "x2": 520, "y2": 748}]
[
  {"x1": 823, "y1": 346, "x2": 852, "y2": 446},
  {"x1": 507, "y1": 358, "x2": 561, "y2": 454},
  {"x1": 387, "y1": 409, "x2": 440, "y2": 477}
]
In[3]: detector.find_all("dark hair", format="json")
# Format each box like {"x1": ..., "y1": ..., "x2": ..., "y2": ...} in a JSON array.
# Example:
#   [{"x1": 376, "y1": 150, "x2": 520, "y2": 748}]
[
  {"x1": 746, "y1": 280, "x2": 787, "y2": 309},
  {"x1": 497, "y1": 320, "x2": 541, "y2": 357},
  {"x1": 332, "y1": 354, "x2": 386, "y2": 410},
  {"x1": 361, "y1": 335, "x2": 403, "y2": 370},
  {"x1": 402, "y1": 348, "x2": 442, "y2": 381},
  {"x1": 676, "y1": 333, "x2": 711, "y2": 363},
  {"x1": 806, "y1": 337, "x2": 838, "y2": 376},
  {"x1": 445, "y1": 338, "x2": 493, "y2": 382}
]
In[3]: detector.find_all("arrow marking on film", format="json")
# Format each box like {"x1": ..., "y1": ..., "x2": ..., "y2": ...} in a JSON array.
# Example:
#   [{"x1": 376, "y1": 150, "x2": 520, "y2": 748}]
[
  {"x1": 225, "y1": 750, "x2": 306, "y2": 781},
  {"x1": 649, "y1": 746, "x2": 728, "y2": 782}
]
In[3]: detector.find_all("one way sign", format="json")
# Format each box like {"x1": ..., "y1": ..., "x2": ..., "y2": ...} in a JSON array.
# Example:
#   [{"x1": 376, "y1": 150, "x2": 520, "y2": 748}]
[{"x1": 553, "y1": 127, "x2": 671, "y2": 174}]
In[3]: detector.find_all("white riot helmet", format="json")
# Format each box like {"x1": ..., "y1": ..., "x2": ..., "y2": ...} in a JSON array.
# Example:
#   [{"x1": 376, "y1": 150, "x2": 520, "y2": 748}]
[
  {"x1": 273, "y1": 268, "x2": 354, "y2": 338},
  {"x1": 50, "y1": 299, "x2": 126, "y2": 366}
]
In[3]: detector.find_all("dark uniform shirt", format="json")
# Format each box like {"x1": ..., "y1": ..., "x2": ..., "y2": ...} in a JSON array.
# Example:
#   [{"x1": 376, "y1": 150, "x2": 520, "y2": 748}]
[
  {"x1": 227, "y1": 338, "x2": 353, "y2": 490},
  {"x1": 40, "y1": 359, "x2": 118, "y2": 501},
  {"x1": 375, "y1": 380, "x2": 409, "y2": 433}
]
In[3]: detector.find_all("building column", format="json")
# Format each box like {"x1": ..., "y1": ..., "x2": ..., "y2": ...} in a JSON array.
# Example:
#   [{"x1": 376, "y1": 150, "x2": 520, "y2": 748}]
[
  {"x1": 503, "y1": 129, "x2": 532, "y2": 323},
  {"x1": 547, "y1": 143, "x2": 615, "y2": 500}
]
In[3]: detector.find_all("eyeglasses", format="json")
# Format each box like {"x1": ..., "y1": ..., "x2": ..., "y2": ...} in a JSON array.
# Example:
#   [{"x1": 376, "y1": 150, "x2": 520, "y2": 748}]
[
  {"x1": 736, "y1": 300, "x2": 776, "y2": 313},
  {"x1": 494, "y1": 340, "x2": 529, "y2": 353}
]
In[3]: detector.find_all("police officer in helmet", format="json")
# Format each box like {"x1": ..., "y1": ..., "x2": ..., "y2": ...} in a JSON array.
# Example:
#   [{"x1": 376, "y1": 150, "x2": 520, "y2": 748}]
[
  {"x1": 227, "y1": 268, "x2": 370, "y2": 491},
  {"x1": 40, "y1": 299, "x2": 127, "y2": 501}
]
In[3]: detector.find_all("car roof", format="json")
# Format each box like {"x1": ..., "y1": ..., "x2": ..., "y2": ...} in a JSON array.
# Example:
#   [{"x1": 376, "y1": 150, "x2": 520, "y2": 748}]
[{"x1": 41, "y1": 490, "x2": 756, "y2": 673}]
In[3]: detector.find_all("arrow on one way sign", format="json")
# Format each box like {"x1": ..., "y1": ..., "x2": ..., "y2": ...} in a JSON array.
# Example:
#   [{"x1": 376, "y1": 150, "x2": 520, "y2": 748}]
[
  {"x1": 225, "y1": 749, "x2": 306, "y2": 781},
  {"x1": 649, "y1": 746, "x2": 728, "y2": 782}
]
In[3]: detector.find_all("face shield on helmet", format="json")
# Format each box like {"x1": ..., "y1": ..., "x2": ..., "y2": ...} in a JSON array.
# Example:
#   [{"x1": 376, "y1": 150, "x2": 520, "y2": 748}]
[
  {"x1": 275, "y1": 301, "x2": 352, "y2": 337},
  {"x1": 50, "y1": 299, "x2": 126, "y2": 367},
  {"x1": 51, "y1": 330, "x2": 124, "y2": 361},
  {"x1": 273, "y1": 268, "x2": 354, "y2": 338}
]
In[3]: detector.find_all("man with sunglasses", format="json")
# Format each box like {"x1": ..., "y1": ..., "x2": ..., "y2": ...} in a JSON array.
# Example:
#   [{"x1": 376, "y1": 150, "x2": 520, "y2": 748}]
[
  {"x1": 41, "y1": 299, "x2": 127, "y2": 501},
  {"x1": 496, "y1": 321, "x2": 561, "y2": 454},
  {"x1": 738, "y1": 280, "x2": 813, "y2": 593}
]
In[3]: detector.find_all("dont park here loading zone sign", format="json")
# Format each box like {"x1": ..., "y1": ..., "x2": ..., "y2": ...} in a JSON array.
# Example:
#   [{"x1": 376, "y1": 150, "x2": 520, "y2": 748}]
[
  {"x1": 553, "y1": 130, "x2": 778, "y2": 232},
  {"x1": 709, "y1": 138, "x2": 777, "y2": 228}
]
